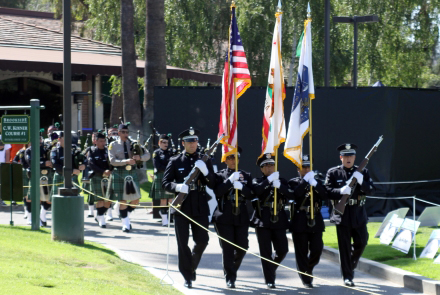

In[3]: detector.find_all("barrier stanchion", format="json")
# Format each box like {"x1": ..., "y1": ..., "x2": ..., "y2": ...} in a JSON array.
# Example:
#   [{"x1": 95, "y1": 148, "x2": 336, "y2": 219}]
[
  {"x1": 160, "y1": 208, "x2": 174, "y2": 286},
  {"x1": 413, "y1": 196, "x2": 417, "y2": 260}
]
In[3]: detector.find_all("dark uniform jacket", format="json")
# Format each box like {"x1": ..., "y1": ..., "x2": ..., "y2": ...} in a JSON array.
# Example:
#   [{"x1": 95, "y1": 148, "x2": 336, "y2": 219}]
[
  {"x1": 25, "y1": 145, "x2": 51, "y2": 171},
  {"x1": 325, "y1": 165, "x2": 374, "y2": 228},
  {"x1": 213, "y1": 168, "x2": 253, "y2": 226},
  {"x1": 288, "y1": 176, "x2": 328, "y2": 233},
  {"x1": 13, "y1": 148, "x2": 27, "y2": 167},
  {"x1": 51, "y1": 145, "x2": 79, "y2": 175},
  {"x1": 153, "y1": 148, "x2": 172, "y2": 174},
  {"x1": 162, "y1": 152, "x2": 215, "y2": 217},
  {"x1": 252, "y1": 176, "x2": 293, "y2": 229},
  {"x1": 87, "y1": 146, "x2": 110, "y2": 178}
]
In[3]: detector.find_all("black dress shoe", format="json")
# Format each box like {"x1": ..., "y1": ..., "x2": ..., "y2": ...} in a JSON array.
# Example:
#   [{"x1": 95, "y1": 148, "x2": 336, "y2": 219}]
[
  {"x1": 344, "y1": 279, "x2": 355, "y2": 287},
  {"x1": 303, "y1": 283, "x2": 313, "y2": 288},
  {"x1": 191, "y1": 271, "x2": 196, "y2": 281},
  {"x1": 87, "y1": 214, "x2": 94, "y2": 218},
  {"x1": 41, "y1": 220, "x2": 47, "y2": 227},
  {"x1": 100, "y1": 224, "x2": 106, "y2": 228},
  {"x1": 267, "y1": 283, "x2": 276, "y2": 289},
  {"x1": 122, "y1": 227, "x2": 130, "y2": 233},
  {"x1": 226, "y1": 280, "x2": 235, "y2": 288},
  {"x1": 184, "y1": 280, "x2": 192, "y2": 288}
]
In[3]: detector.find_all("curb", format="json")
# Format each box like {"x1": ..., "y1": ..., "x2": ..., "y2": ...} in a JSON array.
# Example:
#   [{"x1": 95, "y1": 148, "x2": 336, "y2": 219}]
[{"x1": 321, "y1": 246, "x2": 440, "y2": 295}]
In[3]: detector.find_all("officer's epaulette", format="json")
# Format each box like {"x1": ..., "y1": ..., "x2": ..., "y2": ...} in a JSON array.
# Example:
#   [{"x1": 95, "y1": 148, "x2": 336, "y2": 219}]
[
  {"x1": 327, "y1": 165, "x2": 341, "y2": 172},
  {"x1": 169, "y1": 153, "x2": 181, "y2": 161},
  {"x1": 108, "y1": 141, "x2": 115, "y2": 151}
]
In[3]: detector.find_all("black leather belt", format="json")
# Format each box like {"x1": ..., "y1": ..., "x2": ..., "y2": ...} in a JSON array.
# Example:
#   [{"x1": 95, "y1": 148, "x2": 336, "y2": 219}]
[
  {"x1": 226, "y1": 195, "x2": 244, "y2": 202},
  {"x1": 299, "y1": 204, "x2": 320, "y2": 212},
  {"x1": 189, "y1": 183, "x2": 198, "y2": 191}
]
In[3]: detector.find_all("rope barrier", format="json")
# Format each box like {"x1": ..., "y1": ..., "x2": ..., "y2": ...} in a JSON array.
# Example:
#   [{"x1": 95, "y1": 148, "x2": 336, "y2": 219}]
[
  {"x1": 72, "y1": 182, "x2": 169, "y2": 208},
  {"x1": 169, "y1": 204, "x2": 380, "y2": 295},
  {"x1": 374, "y1": 179, "x2": 440, "y2": 184}
]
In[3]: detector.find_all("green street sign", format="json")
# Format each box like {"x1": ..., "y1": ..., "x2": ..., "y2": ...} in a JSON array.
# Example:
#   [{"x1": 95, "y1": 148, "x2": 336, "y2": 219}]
[{"x1": 1, "y1": 115, "x2": 30, "y2": 144}]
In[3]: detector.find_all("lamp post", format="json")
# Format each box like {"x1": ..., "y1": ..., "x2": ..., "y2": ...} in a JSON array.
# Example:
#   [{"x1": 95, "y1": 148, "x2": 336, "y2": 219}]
[
  {"x1": 72, "y1": 92, "x2": 90, "y2": 134},
  {"x1": 333, "y1": 15, "x2": 379, "y2": 87}
]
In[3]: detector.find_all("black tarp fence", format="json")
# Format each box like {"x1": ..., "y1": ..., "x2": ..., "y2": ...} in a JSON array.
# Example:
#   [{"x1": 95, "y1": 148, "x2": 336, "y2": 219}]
[{"x1": 154, "y1": 86, "x2": 440, "y2": 216}]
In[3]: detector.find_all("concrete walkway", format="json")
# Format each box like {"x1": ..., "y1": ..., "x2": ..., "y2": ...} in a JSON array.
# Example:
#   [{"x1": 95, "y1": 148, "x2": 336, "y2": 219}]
[{"x1": 0, "y1": 207, "x2": 426, "y2": 295}]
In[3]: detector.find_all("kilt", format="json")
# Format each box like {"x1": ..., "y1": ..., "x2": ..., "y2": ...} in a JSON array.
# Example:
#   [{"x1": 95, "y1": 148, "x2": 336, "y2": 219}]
[
  {"x1": 150, "y1": 172, "x2": 174, "y2": 200},
  {"x1": 28, "y1": 169, "x2": 54, "y2": 201},
  {"x1": 51, "y1": 173, "x2": 79, "y2": 200},
  {"x1": 107, "y1": 167, "x2": 141, "y2": 202},
  {"x1": 89, "y1": 175, "x2": 109, "y2": 203},
  {"x1": 22, "y1": 168, "x2": 29, "y2": 197}
]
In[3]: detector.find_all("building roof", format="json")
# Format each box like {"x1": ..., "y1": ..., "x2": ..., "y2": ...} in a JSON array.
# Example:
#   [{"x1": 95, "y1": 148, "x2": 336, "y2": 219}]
[{"x1": 0, "y1": 7, "x2": 221, "y2": 83}]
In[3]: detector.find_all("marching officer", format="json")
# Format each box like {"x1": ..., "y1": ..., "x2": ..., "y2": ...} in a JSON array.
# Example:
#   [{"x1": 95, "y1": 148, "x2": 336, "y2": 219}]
[
  {"x1": 51, "y1": 132, "x2": 86, "y2": 204},
  {"x1": 88, "y1": 132, "x2": 112, "y2": 228},
  {"x1": 162, "y1": 127, "x2": 215, "y2": 289},
  {"x1": 25, "y1": 137, "x2": 53, "y2": 226},
  {"x1": 288, "y1": 155, "x2": 329, "y2": 288},
  {"x1": 151, "y1": 134, "x2": 175, "y2": 226},
  {"x1": 252, "y1": 154, "x2": 293, "y2": 289},
  {"x1": 106, "y1": 123, "x2": 150, "y2": 232},
  {"x1": 213, "y1": 146, "x2": 253, "y2": 288},
  {"x1": 325, "y1": 143, "x2": 374, "y2": 287},
  {"x1": 13, "y1": 144, "x2": 30, "y2": 219}
]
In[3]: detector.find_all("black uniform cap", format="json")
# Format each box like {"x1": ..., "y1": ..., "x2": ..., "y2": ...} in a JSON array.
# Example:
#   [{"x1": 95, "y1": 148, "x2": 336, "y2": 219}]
[
  {"x1": 257, "y1": 153, "x2": 276, "y2": 167},
  {"x1": 118, "y1": 124, "x2": 129, "y2": 130},
  {"x1": 302, "y1": 154, "x2": 311, "y2": 167},
  {"x1": 179, "y1": 127, "x2": 200, "y2": 142},
  {"x1": 337, "y1": 143, "x2": 358, "y2": 156},
  {"x1": 159, "y1": 134, "x2": 169, "y2": 141},
  {"x1": 96, "y1": 133, "x2": 106, "y2": 139}
]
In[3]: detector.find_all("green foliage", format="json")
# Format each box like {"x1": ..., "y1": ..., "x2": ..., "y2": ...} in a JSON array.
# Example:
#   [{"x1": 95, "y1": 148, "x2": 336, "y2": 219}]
[
  {"x1": 42, "y1": 0, "x2": 439, "y2": 87},
  {"x1": 0, "y1": 0, "x2": 31, "y2": 9},
  {"x1": 323, "y1": 222, "x2": 440, "y2": 280}
]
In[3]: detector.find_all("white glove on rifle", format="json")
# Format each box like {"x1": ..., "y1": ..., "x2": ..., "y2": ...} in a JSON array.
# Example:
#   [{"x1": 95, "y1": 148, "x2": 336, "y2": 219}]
[
  {"x1": 233, "y1": 181, "x2": 243, "y2": 190},
  {"x1": 340, "y1": 185, "x2": 351, "y2": 195},
  {"x1": 267, "y1": 171, "x2": 279, "y2": 183},
  {"x1": 353, "y1": 171, "x2": 364, "y2": 185},
  {"x1": 195, "y1": 160, "x2": 209, "y2": 176},
  {"x1": 303, "y1": 171, "x2": 315, "y2": 183},
  {"x1": 228, "y1": 171, "x2": 240, "y2": 183},
  {"x1": 308, "y1": 178, "x2": 318, "y2": 187},
  {"x1": 176, "y1": 183, "x2": 189, "y2": 194},
  {"x1": 272, "y1": 179, "x2": 281, "y2": 188}
]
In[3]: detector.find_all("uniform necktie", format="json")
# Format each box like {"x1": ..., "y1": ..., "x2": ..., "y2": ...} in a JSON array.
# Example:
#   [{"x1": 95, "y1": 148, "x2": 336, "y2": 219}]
[{"x1": 124, "y1": 141, "x2": 129, "y2": 159}]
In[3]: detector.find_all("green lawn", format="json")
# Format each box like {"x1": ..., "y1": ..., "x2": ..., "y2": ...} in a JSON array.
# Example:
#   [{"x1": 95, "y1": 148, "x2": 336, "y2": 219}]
[
  {"x1": 0, "y1": 225, "x2": 181, "y2": 295},
  {"x1": 323, "y1": 222, "x2": 440, "y2": 280}
]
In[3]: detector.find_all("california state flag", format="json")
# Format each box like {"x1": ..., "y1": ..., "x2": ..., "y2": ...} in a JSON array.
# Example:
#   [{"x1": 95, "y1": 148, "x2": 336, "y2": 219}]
[{"x1": 259, "y1": 11, "x2": 286, "y2": 158}]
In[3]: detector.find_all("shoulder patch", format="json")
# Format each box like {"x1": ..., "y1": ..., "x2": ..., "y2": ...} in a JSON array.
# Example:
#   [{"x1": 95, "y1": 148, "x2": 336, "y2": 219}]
[{"x1": 153, "y1": 152, "x2": 156, "y2": 158}]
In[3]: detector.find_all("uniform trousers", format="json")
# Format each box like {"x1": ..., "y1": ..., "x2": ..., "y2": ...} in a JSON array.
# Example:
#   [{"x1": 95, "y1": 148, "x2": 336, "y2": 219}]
[
  {"x1": 214, "y1": 223, "x2": 249, "y2": 282},
  {"x1": 336, "y1": 223, "x2": 369, "y2": 280},
  {"x1": 255, "y1": 227, "x2": 289, "y2": 284},
  {"x1": 292, "y1": 231, "x2": 323, "y2": 284},
  {"x1": 174, "y1": 214, "x2": 209, "y2": 281}
]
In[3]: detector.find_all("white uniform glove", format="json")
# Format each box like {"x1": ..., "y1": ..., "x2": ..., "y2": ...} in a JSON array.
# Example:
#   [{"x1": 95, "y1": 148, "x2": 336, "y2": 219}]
[
  {"x1": 233, "y1": 181, "x2": 243, "y2": 190},
  {"x1": 228, "y1": 172, "x2": 240, "y2": 183},
  {"x1": 176, "y1": 183, "x2": 189, "y2": 194},
  {"x1": 303, "y1": 171, "x2": 315, "y2": 183},
  {"x1": 272, "y1": 179, "x2": 281, "y2": 188},
  {"x1": 267, "y1": 171, "x2": 279, "y2": 183},
  {"x1": 353, "y1": 171, "x2": 364, "y2": 185},
  {"x1": 308, "y1": 178, "x2": 318, "y2": 187},
  {"x1": 340, "y1": 185, "x2": 351, "y2": 195},
  {"x1": 195, "y1": 160, "x2": 209, "y2": 176}
]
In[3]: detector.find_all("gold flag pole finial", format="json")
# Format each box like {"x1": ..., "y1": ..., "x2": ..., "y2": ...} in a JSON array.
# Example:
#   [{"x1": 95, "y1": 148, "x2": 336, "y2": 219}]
[{"x1": 231, "y1": 0, "x2": 236, "y2": 9}]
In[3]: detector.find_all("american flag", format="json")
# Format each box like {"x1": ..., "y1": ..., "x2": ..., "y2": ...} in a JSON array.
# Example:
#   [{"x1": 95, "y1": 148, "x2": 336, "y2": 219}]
[{"x1": 218, "y1": 5, "x2": 251, "y2": 162}]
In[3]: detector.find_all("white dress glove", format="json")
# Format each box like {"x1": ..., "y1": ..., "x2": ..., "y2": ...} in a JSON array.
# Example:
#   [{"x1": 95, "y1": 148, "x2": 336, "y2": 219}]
[
  {"x1": 308, "y1": 178, "x2": 318, "y2": 187},
  {"x1": 267, "y1": 171, "x2": 279, "y2": 183},
  {"x1": 340, "y1": 185, "x2": 351, "y2": 195},
  {"x1": 228, "y1": 172, "x2": 240, "y2": 183},
  {"x1": 353, "y1": 171, "x2": 364, "y2": 185},
  {"x1": 176, "y1": 183, "x2": 189, "y2": 194},
  {"x1": 272, "y1": 179, "x2": 281, "y2": 188},
  {"x1": 195, "y1": 160, "x2": 209, "y2": 176},
  {"x1": 303, "y1": 171, "x2": 315, "y2": 183},
  {"x1": 233, "y1": 181, "x2": 243, "y2": 190}
]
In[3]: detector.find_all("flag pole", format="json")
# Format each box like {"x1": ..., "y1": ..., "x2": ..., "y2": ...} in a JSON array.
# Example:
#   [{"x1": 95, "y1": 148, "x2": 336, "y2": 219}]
[
  {"x1": 273, "y1": 148, "x2": 278, "y2": 220},
  {"x1": 231, "y1": 0, "x2": 240, "y2": 216},
  {"x1": 307, "y1": 3, "x2": 315, "y2": 227}
]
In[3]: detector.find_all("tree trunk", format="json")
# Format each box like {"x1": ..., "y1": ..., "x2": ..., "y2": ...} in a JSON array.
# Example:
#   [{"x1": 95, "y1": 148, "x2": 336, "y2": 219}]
[
  {"x1": 121, "y1": 0, "x2": 142, "y2": 138},
  {"x1": 144, "y1": 0, "x2": 167, "y2": 134},
  {"x1": 110, "y1": 93, "x2": 123, "y2": 126}
]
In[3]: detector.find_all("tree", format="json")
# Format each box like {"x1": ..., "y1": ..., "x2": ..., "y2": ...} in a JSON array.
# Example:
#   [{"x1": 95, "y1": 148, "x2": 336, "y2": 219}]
[
  {"x1": 143, "y1": 0, "x2": 166, "y2": 133},
  {"x1": 120, "y1": 0, "x2": 142, "y2": 136},
  {"x1": 0, "y1": 0, "x2": 31, "y2": 9}
]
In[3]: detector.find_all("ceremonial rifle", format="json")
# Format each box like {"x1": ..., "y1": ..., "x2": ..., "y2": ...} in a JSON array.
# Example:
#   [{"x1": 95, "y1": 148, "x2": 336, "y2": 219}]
[
  {"x1": 330, "y1": 136, "x2": 383, "y2": 224},
  {"x1": 171, "y1": 134, "x2": 225, "y2": 208}
]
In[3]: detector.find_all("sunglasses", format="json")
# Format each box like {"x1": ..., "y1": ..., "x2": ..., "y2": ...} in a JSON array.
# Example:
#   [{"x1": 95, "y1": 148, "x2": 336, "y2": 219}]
[
  {"x1": 110, "y1": 132, "x2": 118, "y2": 136},
  {"x1": 261, "y1": 163, "x2": 275, "y2": 167}
]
